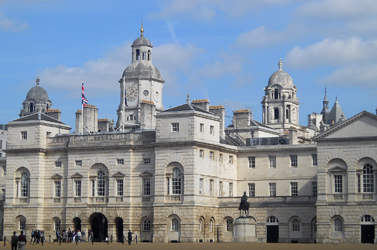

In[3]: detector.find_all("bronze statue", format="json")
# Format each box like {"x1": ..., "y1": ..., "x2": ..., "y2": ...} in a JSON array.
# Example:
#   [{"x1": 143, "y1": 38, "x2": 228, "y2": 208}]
[{"x1": 238, "y1": 191, "x2": 250, "y2": 217}]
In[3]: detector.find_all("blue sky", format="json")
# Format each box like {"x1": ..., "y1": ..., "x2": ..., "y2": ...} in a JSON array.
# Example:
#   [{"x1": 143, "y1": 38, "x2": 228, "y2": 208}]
[{"x1": 1, "y1": 0, "x2": 377, "y2": 129}]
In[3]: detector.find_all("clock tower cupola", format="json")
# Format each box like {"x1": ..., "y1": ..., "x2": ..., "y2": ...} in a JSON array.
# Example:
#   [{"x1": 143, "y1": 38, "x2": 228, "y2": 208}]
[{"x1": 116, "y1": 24, "x2": 164, "y2": 130}]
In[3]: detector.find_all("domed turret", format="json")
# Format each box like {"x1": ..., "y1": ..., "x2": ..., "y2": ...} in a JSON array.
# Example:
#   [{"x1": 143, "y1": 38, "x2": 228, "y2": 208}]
[
  {"x1": 20, "y1": 77, "x2": 53, "y2": 117},
  {"x1": 267, "y1": 59, "x2": 294, "y2": 88}
]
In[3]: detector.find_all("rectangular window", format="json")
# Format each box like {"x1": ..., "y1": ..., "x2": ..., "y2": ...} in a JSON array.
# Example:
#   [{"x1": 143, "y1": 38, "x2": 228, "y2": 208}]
[
  {"x1": 91, "y1": 180, "x2": 95, "y2": 196},
  {"x1": 200, "y1": 123, "x2": 204, "y2": 133},
  {"x1": 312, "y1": 182, "x2": 317, "y2": 196},
  {"x1": 290, "y1": 155, "x2": 298, "y2": 167},
  {"x1": 117, "y1": 159, "x2": 124, "y2": 165},
  {"x1": 55, "y1": 161, "x2": 62, "y2": 167},
  {"x1": 167, "y1": 177, "x2": 170, "y2": 195},
  {"x1": 117, "y1": 179, "x2": 124, "y2": 196},
  {"x1": 75, "y1": 160, "x2": 82, "y2": 167},
  {"x1": 248, "y1": 156, "x2": 255, "y2": 168},
  {"x1": 312, "y1": 154, "x2": 317, "y2": 166},
  {"x1": 210, "y1": 179, "x2": 214, "y2": 196},
  {"x1": 291, "y1": 182, "x2": 298, "y2": 196},
  {"x1": 75, "y1": 180, "x2": 82, "y2": 197},
  {"x1": 200, "y1": 149, "x2": 204, "y2": 158},
  {"x1": 54, "y1": 181, "x2": 61, "y2": 197},
  {"x1": 334, "y1": 175, "x2": 343, "y2": 193},
  {"x1": 21, "y1": 131, "x2": 27, "y2": 140},
  {"x1": 229, "y1": 155, "x2": 233, "y2": 164},
  {"x1": 357, "y1": 174, "x2": 361, "y2": 193},
  {"x1": 143, "y1": 158, "x2": 151, "y2": 164},
  {"x1": 171, "y1": 123, "x2": 179, "y2": 132},
  {"x1": 210, "y1": 125, "x2": 214, "y2": 135},
  {"x1": 248, "y1": 183, "x2": 255, "y2": 197},
  {"x1": 143, "y1": 178, "x2": 151, "y2": 196},
  {"x1": 46, "y1": 132, "x2": 51, "y2": 137},
  {"x1": 210, "y1": 151, "x2": 214, "y2": 160},
  {"x1": 229, "y1": 183, "x2": 233, "y2": 197},
  {"x1": 19, "y1": 220, "x2": 26, "y2": 231},
  {"x1": 269, "y1": 155, "x2": 276, "y2": 168},
  {"x1": 199, "y1": 178, "x2": 203, "y2": 195},
  {"x1": 219, "y1": 154, "x2": 223, "y2": 162},
  {"x1": 269, "y1": 183, "x2": 276, "y2": 197}
]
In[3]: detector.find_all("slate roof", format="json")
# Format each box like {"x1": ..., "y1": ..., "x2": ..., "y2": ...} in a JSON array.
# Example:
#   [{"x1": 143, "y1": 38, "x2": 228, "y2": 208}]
[
  {"x1": 163, "y1": 103, "x2": 212, "y2": 114},
  {"x1": 13, "y1": 112, "x2": 65, "y2": 124}
]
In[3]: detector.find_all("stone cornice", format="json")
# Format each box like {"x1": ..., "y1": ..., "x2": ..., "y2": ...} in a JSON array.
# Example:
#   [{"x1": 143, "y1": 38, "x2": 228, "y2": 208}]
[{"x1": 315, "y1": 136, "x2": 377, "y2": 143}]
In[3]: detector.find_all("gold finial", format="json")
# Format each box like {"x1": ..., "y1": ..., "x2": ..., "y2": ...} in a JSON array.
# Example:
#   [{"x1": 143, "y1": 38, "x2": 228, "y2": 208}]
[{"x1": 140, "y1": 18, "x2": 144, "y2": 36}]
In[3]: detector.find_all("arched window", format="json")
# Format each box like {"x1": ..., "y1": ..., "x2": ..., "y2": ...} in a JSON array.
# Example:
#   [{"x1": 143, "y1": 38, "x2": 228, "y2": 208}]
[
  {"x1": 334, "y1": 218, "x2": 342, "y2": 232},
  {"x1": 363, "y1": 164, "x2": 374, "y2": 193},
  {"x1": 292, "y1": 218, "x2": 300, "y2": 231},
  {"x1": 30, "y1": 103, "x2": 34, "y2": 112},
  {"x1": 136, "y1": 49, "x2": 140, "y2": 60},
  {"x1": 143, "y1": 219, "x2": 151, "y2": 231},
  {"x1": 286, "y1": 108, "x2": 289, "y2": 119},
  {"x1": 226, "y1": 219, "x2": 233, "y2": 232},
  {"x1": 172, "y1": 218, "x2": 179, "y2": 231},
  {"x1": 142, "y1": 52, "x2": 146, "y2": 60},
  {"x1": 267, "y1": 216, "x2": 279, "y2": 224},
  {"x1": 274, "y1": 108, "x2": 279, "y2": 120},
  {"x1": 172, "y1": 168, "x2": 181, "y2": 194},
  {"x1": 361, "y1": 215, "x2": 374, "y2": 223},
  {"x1": 21, "y1": 172, "x2": 29, "y2": 197},
  {"x1": 54, "y1": 218, "x2": 61, "y2": 231},
  {"x1": 274, "y1": 89, "x2": 278, "y2": 99},
  {"x1": 19, "y1": 218, "x2": 26, "y2": 230},
  {"x1": 209, "y1": 219, "x2": 214, "y2": 232},
  {"x1": 97, "y1": 170, "x2": 106, "y2": 196},
  {"x1": 199, "y1": 219, "x2": 203, "y2": 231},
  {"x1": 148, "y1": 50, "x2": 151, "y2": 61}
]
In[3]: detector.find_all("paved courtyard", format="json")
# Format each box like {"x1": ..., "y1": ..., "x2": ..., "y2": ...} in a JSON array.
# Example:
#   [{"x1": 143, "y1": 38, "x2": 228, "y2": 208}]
[{"x1": 2, "y1": 242, "x2": 376, "y2": 250}]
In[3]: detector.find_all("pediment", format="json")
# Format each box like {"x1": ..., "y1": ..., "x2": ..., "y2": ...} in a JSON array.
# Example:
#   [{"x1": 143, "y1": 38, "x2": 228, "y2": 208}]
[
  {"x1": 51, "y1": 174, "x2": 63, "y2": 180},
  {"x1": 140, "y1": 171, "x2": 153, "y2": 177},
  {"x1": 113, "y1": 171, "x2": 125, "y2": 178},
  {"x1": 314, "y1": 111, "x2": 377, "y2": 141},
  {"x1": 328, "y1": 166, "x2": 346, "y2": 172},
  {"x1": 71, "y1": 173, "x2": 83, "y2": 179}
]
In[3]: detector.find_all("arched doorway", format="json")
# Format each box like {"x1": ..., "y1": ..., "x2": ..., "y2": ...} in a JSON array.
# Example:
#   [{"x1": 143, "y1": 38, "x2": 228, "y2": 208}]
[
  {"x1": 361, "y1": 215, "x2": 375, "y2": 244},
  {"x1": 90, "y1": 213, "x2": 108, "y2": 242},
  {"x1": 114, "y1": 217, "x2": 123, "y2": 242},
  {"x1": 73, "y1": 217, "x2": 81, "y2": 232},
  {"x1": 266, "y1": 216, "x2": 279, "y2": 243}
]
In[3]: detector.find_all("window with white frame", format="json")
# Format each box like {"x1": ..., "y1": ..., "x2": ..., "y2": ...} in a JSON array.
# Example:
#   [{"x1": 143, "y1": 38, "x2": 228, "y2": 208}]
[
  {"x1": 269, "y1": 183, "x2": 276, "y2": 197},
  {"x1": 200, "y1": 123, "x2": 204, "y2": 133},
  {"x1": 248, "y1": 183, "x2": 255, "y2": 197},
  {"x1": 54, "y1": 181, "x2": 61, "y2": 197},
  {"x1": 210, "y1": 125, "x2": 214, "y2": 135},
  {"x1": 229, "y1": 155, "x2": 233, "y2": 164},
  {"x1": 144, "y1": 158, "x2": 151, "y2": 164},
  {"x1": 143, "y1": 219, "x2": 151, "y2": 231},
  {"x1": 55, "y1": 161, "x2": 62, "y2": 167},
  {"x1": 75, "y1": 180, "x2": 82, "y2": 197},
  {"x1": 91, "y1": 180, "x2": 95, "y2": 196},
  {"x1": 116, "y1": 179, "x2": 124, "y2": 196},
  {"x1": 226, "y1": 219, "x2": 233, "y2": 232},
  {"x1": 19, "y1": 219, "x2": 26, "y2": 230},
  {"x1": 143, "y1": 178, "x2": 151, "y2": 196},
  {"x1": 210, "y1": 151, "x2": 214, "y2": 160},
  {"x1": 75, "y1": 160, "x2": 82, "y2": 167},
  {"x1": 210, "y1": 179, "x2": 214, "y2": 196},
  {"x1": 292, "y1": 218, "x2": 300, "y2": 231},
  {"x1": 117, "y1": 159, "x2": 124, "y2": 165},
  {"x1": 172, "y1": 218, "x2": 179, "y2": 231},
  {"x1": 199, "y1": 150, "x2": 204, "y2": 158},
  {"x1": 361, "y1": 215, "x2": 374, "y2": 223},
  {"x1": 209, "y1": 219, "x2": 213, "y2": 232},
  {"x1": 290, "y1": 155, "x2": 298, "y2": 167},
  {"x1": 312, "y1": 182, "x2": 317, "y2": 196},
  {"x1": 269, "y1": 155, "x2": 276, "y2": 168},
  {"x1": 334, "y1": 218, "x2": 343, "y2": 232},
  {"x1": 172, "y1": 168, "x2": 182, "y2": 195},
  {"x1": 290, "y1": 182, "x2": 298, "y2": 196},
  {"x1": 199, "y1": 178, "x2": 203, "y2": 195},
  {"x1": 97, "y1": 170, "x2": 106, "y2": 196},
  {"x1": 363, "y1": 164, "x2": 374, "y2": 193},
  {"x1": 334, "y1": 175, "x2": 343, "y2": 193},
  {"x1": 20, "y1": 172, "x2": 29, "y2": 197},
  {"x1": 248, "y1": 156, "x2": 255, "y2": 168},
  {"x1": 229, "y1": 183, "x2": 233, "y2": 197},
  {"x1": 54, "y1": 218, "x2": 61, "y2": 231},
  {"x1": 21, "y1": 131, "x2": 27, "y2": 140},
  {"x1": 312, "y1": 154, "x2": 317, "y2": 166},
  {"x1": 171, "y1": 123, "x2": 179, "y2": 132}
]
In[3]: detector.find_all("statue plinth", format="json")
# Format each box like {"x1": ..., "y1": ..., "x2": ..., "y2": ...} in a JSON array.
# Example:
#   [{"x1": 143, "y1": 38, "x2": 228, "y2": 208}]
[{"x1": 233, "y1": 217, "x2": 257, "y2": 242}]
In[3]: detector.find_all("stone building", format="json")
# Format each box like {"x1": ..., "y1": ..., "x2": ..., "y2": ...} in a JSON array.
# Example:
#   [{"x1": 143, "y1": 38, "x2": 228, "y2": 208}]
[{"x1": 1, "y1": 27, "x2": 377, "y2": 244}]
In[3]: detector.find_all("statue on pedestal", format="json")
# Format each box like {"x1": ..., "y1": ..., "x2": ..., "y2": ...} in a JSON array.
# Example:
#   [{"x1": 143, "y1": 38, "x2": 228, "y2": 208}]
[{"x1": 238, "y1": 191, "x2": 250, "y2": 217}]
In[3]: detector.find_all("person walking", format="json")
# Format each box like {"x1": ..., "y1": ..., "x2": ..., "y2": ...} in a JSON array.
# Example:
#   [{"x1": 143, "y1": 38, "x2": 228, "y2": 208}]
[
  {"x1": 56, "y1": 228, "x2": 60, "y2": 242},
  {"x1": 11, "y1": 231, "x2": 18, "y2": 250},
  {"x1": 127, "y1": 230, "x2": 133, "y2": 245},
  {"x1": 40, "y1": 230, "x2": 45, "y2": 245},
  {"x1": 18, "y1": 231, "x2": 27, "y2": 250}
]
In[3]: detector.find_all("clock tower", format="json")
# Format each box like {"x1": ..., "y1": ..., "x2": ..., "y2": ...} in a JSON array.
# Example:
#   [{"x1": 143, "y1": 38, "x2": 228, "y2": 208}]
[{"x1": 116, "y1": 25, "x2": 164, "y2": 130}]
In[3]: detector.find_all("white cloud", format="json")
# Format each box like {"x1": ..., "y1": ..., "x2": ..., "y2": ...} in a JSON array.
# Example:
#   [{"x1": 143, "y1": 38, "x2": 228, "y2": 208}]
[
  {"x1": 321, "y1": 64, "x2": 377, "y2": 87},
  {"x1": 38, "y1": 41, "x2": 202, "y2": 99},
  {"x1": 0, "y1": 12, "x2": 28, "y2": 31},
  {"x1": 200, "y1": 52, "x2": 244, "y2": 78},
  {"x1": 285, "y1": 38, "x2": 377, "y2": 69},
  {"x1": 235, "y1": 26, "x2": 284, "y2": 48}
]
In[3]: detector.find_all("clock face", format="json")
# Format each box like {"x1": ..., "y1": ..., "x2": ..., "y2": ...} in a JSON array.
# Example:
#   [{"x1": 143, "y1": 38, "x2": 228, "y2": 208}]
[{"x1": 126, "y1": 85, "x2": 138, "y2": 102}]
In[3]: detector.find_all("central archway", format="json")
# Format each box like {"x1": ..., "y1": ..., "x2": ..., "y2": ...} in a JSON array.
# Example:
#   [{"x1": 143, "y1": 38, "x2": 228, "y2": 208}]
[{"x1": 90, "y1": 213, "x2": 108, "y2": 242}]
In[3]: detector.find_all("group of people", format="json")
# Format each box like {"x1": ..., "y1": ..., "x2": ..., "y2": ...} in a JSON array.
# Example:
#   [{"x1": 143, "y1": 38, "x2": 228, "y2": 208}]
[
  {"x1": 56, "y1": 228, "x2": 88, "y2": 243},
  {"x1": 30, "y1": 229, "x2": 45, "y2": 244},
  {"x1": 11, "y1": 231, "x2": 27, "y2": 250}
]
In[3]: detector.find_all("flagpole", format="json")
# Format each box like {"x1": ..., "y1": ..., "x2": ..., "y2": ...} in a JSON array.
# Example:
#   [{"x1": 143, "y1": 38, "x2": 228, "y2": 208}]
[{"x1": 81, "y1": 81, "x2": 84, "y2": 134}]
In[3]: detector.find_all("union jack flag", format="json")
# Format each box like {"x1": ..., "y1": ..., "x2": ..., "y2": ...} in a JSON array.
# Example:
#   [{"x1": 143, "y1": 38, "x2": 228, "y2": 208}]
[{"x1": 82, "y1": 81, "x2": 88, "y2": 106}]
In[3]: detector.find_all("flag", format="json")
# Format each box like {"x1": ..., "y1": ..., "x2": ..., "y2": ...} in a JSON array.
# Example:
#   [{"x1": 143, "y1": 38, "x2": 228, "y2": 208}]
[
  {"x1": 125, "y1": 87, "x2": 128, "y2": 106},
  {"x1": 82, "y1": 81, "x2": 88, "y2": 106}
]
